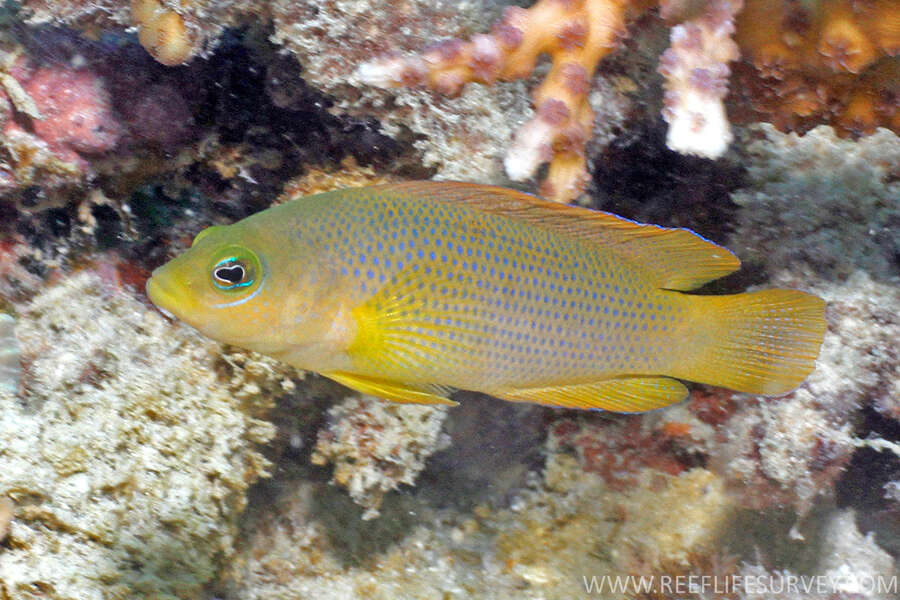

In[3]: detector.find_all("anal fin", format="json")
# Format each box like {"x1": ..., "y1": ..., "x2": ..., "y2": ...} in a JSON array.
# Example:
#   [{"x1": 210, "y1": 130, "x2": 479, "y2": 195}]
[
  {"x1": 492, "y1": 377, "x2": 688, "y2": 412},
  {"x1": 324, "y1": 371, "x2": 458, "y2": 406}
]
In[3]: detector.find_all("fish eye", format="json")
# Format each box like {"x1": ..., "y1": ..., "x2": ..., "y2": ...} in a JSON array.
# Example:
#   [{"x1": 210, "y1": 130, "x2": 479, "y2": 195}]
[
  {"x1": 209, "y1": 247, "x2": 261, "y2": 292},
  {"x1": 213, "y1": 259, "x2": 247, "y2": 287}
]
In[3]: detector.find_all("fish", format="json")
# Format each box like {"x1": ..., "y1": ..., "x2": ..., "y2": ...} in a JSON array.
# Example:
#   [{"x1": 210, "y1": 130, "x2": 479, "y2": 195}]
[{"x1": 146, "y1": 182, "x2": 826, "y2": 412}]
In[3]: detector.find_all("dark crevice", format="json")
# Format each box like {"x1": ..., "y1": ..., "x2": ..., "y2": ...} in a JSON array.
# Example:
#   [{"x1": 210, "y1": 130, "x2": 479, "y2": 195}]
[{"x1": 835, "y1": 406, "x2": 900, "y2": 557}]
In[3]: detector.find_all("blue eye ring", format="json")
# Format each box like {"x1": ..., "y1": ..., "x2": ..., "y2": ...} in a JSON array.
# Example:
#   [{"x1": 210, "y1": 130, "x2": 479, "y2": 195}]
[{"x1": 209, "y1": 246, "x2": 261, "y2": 293}]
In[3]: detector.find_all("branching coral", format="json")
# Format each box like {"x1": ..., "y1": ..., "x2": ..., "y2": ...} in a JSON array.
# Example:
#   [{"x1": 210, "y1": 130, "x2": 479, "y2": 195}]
[
  {"x1": 359, "y1": 0, "x2": 650, "y2": 202},
  {"x1": 659, "y1": 0, "x2": 743, "y2": 158},
  {"x1": 360, "y1": 0, "x2": 896, "y2": 201},
  {"x1": 267, "y1": 0, "x2": 543, "y2": 186},
  {"x1": 17, "y1": 1, "x2": 898, "y2": 200},
  {"x1": 357, "y1": 0, "x2": 753, "y2": 201}
]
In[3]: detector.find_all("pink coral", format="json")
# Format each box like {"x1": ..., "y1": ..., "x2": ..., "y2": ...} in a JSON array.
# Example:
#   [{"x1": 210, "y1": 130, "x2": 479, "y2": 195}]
[
  {"x1": 22, "y1": 66, "x2": 122, "y2": 163},
  {"x1": 0, "y1": 60, "x2": 124, "y2": 190}
]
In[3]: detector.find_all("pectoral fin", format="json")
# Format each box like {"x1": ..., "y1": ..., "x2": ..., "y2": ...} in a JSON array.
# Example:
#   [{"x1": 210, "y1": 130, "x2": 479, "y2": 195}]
[
  {"x1": 491, "y1": 377, "x2": 689, "y2": 412},
  {"x1": 324, "y1": 371, "x2": 458, "y2": 405}
]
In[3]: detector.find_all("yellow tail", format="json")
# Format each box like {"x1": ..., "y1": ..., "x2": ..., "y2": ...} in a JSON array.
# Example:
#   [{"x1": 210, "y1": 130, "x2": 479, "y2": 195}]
[{"x1": 671, "y1": 289, "x2": 826, "y2": 395}]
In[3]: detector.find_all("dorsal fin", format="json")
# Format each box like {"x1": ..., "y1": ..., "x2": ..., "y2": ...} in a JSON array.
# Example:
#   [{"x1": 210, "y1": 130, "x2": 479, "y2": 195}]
[{"x1": 366, "y1": 181, "x2": 740, "y2": 291}]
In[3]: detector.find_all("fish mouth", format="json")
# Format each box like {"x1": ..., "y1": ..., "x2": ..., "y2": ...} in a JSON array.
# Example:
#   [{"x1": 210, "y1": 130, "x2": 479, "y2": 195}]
[{"x1": 146, "y1": 275, "x2": 178, "y2": 320}]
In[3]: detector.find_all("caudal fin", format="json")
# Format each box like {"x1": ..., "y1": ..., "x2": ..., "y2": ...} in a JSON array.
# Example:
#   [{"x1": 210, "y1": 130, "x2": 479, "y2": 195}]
[{"x1": 672, "y1": 289, "x2": 826, "y2": 395}]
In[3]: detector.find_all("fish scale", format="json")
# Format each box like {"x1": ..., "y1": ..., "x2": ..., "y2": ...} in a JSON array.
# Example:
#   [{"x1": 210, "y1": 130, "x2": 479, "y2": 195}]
[
  {"x1": 146, "y1": 181, "x2": 826, "y2": 412},
  {"x1": 308, "y1": 192, "x2": 681, "y2": 390}
]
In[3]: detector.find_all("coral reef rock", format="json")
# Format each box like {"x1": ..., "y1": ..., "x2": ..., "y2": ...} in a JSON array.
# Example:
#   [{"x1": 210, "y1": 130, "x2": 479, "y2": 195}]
[
  {"x1": 23, "y1": 0, "x2": 535, "y2": 188},
  {"x1": 0, "y1": 47, "x2": 122, "y2": 194},
  {"x1": 222, "y1": 448, "x2": 735, "y2": 599},
  {"x1": 0, "y1": 313, "x2": 20, "y2": 394},
  {"x1": 277, "y1": 0, "x2": 537, "y2": 187},
  {"x1": 18, "y1": 1, "x2": 899, "y2": 204},
  {"x1": 0, "y1": 271, "x2": 282, "y2": 599},
  {"x1": 732, "y1": 124, "x2": 900, "y2": 282},
  {"x1": 738, "y1": 509, "x2": 897, "y2": 600},
  {"x1": 23, "y1": 65, "x2": 122, "y2": 161},
  {"x1": 311, "y1": 394, "x2": 449, "y2": 519}
]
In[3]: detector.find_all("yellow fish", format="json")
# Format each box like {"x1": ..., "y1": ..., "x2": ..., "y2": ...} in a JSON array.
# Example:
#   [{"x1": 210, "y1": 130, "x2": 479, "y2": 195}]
[{"x1": 146, "y1": 182, "x2": 826, "y2": 412}]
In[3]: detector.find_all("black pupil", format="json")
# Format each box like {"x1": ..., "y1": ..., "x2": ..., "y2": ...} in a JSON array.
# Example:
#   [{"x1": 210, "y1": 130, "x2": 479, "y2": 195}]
[{"x1": 215, "y1": 263, "x2": 245, "y2": 284}]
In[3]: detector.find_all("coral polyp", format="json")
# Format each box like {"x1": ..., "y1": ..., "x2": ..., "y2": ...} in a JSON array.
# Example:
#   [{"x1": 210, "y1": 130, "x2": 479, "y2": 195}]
[{"x1": 733, "y1": 0, "x2": 899, "y2": 136}]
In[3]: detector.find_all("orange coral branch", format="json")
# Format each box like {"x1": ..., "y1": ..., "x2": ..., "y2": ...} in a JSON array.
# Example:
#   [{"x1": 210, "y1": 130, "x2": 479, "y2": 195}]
[
  {"x1": 359, "y1": 0, "x2": 749, "y2": 202},
  {"x1": 131, "y1": 0, "x2": 193, "y2": 66},
  {"x1": 359, "y1": 0, "x2": 642, "y2": 203},
  {"x1": 818, "y1": 0, "x2": 878, "y2": 74}
]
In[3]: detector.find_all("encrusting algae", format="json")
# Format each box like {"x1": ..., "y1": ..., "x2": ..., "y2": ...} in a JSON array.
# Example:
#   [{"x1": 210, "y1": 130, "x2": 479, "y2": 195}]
[{"x1": 147, "y1": 182, "x2": 826, "y2": 412}]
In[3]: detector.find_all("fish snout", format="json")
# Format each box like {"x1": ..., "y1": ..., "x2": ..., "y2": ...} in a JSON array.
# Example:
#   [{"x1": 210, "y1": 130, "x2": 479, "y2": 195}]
[{"x1": 146, "y1": 274, "x2": 180, "y2": 319}]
